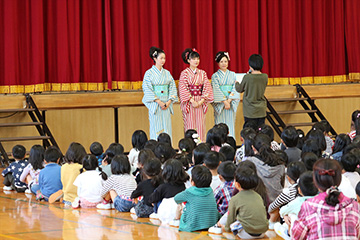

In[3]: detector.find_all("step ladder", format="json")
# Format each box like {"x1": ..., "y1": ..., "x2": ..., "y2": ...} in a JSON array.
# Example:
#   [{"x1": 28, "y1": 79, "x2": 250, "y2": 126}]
[
  {"x1": 0, "y1": 94, "x2": 59, "y2": 166},
  {"x1": 266, "y1": 84, "x2": 337, "y2": 138}
]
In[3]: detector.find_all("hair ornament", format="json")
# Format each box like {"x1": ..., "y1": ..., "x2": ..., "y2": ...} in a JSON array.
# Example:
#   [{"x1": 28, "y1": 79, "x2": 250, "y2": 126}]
[
  {"x1": 258, "y1": 127, "x2": 262, "y2": 131},
  {"x1": 192, "y1": 133, "x2": 200, "y2": 144},
  {"x1": 182, "y1": 148, "x2": 187, "y2": 152},
  {"x1": 313, "y1": 127, "x2": 316, "y2": 130},
  {"x1": 215, "y1": 53, "x2": 222, "y2": 62},
  {"x1": 224, "y1": 52, "x2": 230, "y2": 60},
  {"x1": 152, "y1": 51, "x2": 158, "y2": 57},
  {"x1": 318, "y1": 169, "x2": 335, "y2": 176},
  {"x1": 299, "y1": 134, "x2": 303, "y2": 138},
  {"x1": 357, "y1": 113, "x2": 360, "y2": 118},
  {"x1": 192, "y1": 48, "x2": 198, "y2": 53},
  {"x1": 185, "y1": 52, "x2": 190, "y2": 60},
  {"x1": 326, "y1": 186, "x2": 339, "y2": 195}
]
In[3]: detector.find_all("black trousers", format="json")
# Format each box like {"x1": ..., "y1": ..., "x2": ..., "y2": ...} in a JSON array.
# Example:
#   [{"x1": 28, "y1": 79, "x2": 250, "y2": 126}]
[
  {"x1": 243, "y1": 117, "x2": 266, "y2": 130},
  {"x1": 3, "y1": 173, "x2": 26, "y2": 192}
]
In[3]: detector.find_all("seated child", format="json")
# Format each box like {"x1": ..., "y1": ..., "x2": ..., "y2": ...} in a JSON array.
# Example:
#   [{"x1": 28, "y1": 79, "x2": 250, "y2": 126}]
[
  {"x1": 100, "y1": 143, "x2": 125, "y2": 178},
  {"x1": 281, "y1": 126, "x2": 301, "y2": 164},
  {"x1": 37, "y1": 146, "x2": 63, "y2": 202},
  {"x1": 259, "y1": 124, "x2": 280, "y2": 151},
  {"x1": 292, "y1": 159, "x2": 360, "y2": 239},
  {"x1": 331, "y1": 134, "x2": 351, "y2": 161},
  {"x1": 72, "y1": 154, "x2": 108, "y2": 208},
  {"x1": 148, "y1": 159, "x2": 189, "y2": 223},
  {"x1": 20, "y1": 145, "x2": 44, "y2": 194},
  {"x1": 222, "y1": 167, "x2": 268, "y2": 238},
  {"x1": 130, "y1": 158, "x2": 163, "y2": 218},
  {"x1": 97, "y1": 155, "x2": 137, "y2": 211},
  {"x1": 157, "y1": 132, "x2": 172, "y2": 147},
  {"x1": 134, "y1": 149, "x2": 155, "y2": 184},
  {"x1": 274, "y1": 171, "x2": 318, "y2": 240},
  {"x1": 128, "y1": 130, "x2": 148, "y2": 168},
  {"x1": 173, "y1": 165, "x2": 220, "y2": 232},
  {"x1": 154, "y1": 142, "x2": 176, "y2": 164},
  {"x1": 90, "y1": 141, "x2": 105, "y2": 167},
  {"x1": 204, "y1": 151, "x2": 223, "y2": 191},
  {"x1": 2, "y1": 145, "x2": 28, "y2": 192},
  {"x1": 214, "y1": 161, "x2": 236, "y2": 215},
  {"x1": 235, "y1": 127, "x2": 256, "y2": 164},
  {"x1": 301, "y1": 152, "x2": 318, "y2": 171},
  {"x1": 219, "y1": 145, "x2": 235, "y2": 162},
  {"x1": 341, "y1": 151, "x2": 360, "y2": 189}
]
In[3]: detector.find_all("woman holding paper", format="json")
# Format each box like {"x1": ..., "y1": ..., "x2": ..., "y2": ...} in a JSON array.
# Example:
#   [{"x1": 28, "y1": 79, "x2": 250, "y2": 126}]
[
  {"x1": 235, "y1": 54, "x2": 268, "y2": 129},
  {"x1": 211, "y1": 51, "x2": 240, "y2": 137}
]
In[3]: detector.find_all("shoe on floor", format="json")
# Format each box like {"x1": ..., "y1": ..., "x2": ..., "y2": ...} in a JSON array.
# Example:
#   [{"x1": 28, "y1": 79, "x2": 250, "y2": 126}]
[
  {"x1": 25, "y1": 189, "x2": 32, "y2": 194},
  {"x1": 274, "y1": 222, "x2": 291, "y2": 240},
  {"x1": 169, "y1": 219, "x2": 180, "y2": 227},
  {"x1": 49, "y1": 190, "x2": 64, "y2": 203},
  {"x1": 3, "y1": 186, "x2": 13, "y2": 191},
  {"x1": 130, "y1": 207, "x2": 136, "y2": 214},
  {"x1": 96, "y1": 202, "x2": 113, "y2": 210},
  {"x1": 208, "y1": 225, "x2": 222, "y2": 235},
  {"x1": 72, "y1": 197, "x2": 80, "y2": 209},
  {"x1": 149, "y1": 212, "x2": 159, "y2": 219}
]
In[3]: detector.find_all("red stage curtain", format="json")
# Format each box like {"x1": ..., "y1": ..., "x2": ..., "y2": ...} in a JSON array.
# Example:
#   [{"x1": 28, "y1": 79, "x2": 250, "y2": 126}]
[{"x1": 0, "y1": 0, "x2": 360, "y2": 93}]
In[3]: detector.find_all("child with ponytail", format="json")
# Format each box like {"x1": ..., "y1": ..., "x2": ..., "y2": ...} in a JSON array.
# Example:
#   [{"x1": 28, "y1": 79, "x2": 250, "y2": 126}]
[
  {"x1": 349, "y1": 110, "x2": 360, "y2": 140},
  {"x1": 72, "y1": 155, "x2": 108, "y2": 208},
  {"x1": 292, "y1": 158, "x2": 360, "y2": 239}
]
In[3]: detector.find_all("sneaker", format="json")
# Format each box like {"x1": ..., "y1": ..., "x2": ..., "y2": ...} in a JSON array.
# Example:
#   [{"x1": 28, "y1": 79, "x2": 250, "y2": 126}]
[
  {"x1": 25, "y1": 189, "x2": 32, "y2": 194},
  {"x1": 130, "y1": 207, "x2": 136, "y2": 214},
  {"x1": 274, "y1": 222, "x2": 291, "y2": 240},
  {"x1": 149, "y1": 212, "x2": 159, "y2": 219},
  {"x1": 72, "y1": 197, "x2": 80, "y2": 209},
  {"x1": 268, "y1": 221, "x2": 278, "y2": 230},
  {"x1": 3, "y1": 186, "x2": 13, "y2": 191},
  {"x1": 229, "y1": 220, "x2": 243, "y2": 235},
  {"x1": 208, "y1": 225, "x2": 222, "y2": 235},
  {"x1": 169, "y1": 219, "x2": 180, "y2": 227},
  {"x1": 36, "y1": 191, "x2": 45, "y2": 201},
  {"x1": 49, "y1": 190, "x2": 63, "y2": 203},
  {"x1": 96, "y1": 202, "x2": 113, "y2": 210}
]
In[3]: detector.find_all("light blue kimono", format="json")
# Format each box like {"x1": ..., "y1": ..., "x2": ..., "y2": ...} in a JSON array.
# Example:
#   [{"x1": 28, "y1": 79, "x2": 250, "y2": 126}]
[
  {"x1": 142, "y1": 65, "x2": 178, "y2": 140},
  {"x1": 211, "y1": 69, "x2": 240, "y2": 137}
]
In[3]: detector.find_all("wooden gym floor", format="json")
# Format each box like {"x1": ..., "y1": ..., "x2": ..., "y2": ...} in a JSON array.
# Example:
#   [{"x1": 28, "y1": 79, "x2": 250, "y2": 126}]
[{"x1": 0, "y1": 177, "x2": 282, "y2": 240}]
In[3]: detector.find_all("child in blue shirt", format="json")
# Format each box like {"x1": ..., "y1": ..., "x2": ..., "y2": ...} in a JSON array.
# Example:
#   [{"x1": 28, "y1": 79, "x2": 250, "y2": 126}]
[
  {"x1": 37, "y1": 146, "x2": 63, "y2": 203},
  {"x1": 2, "y1": 145, "x2": 28, "y2": 192}
]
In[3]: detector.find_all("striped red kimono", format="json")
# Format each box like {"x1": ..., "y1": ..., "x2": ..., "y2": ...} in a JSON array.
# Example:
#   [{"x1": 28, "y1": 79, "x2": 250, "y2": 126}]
[{"x1": 179, "y1": 67, "x2": 214, "y2": 141}]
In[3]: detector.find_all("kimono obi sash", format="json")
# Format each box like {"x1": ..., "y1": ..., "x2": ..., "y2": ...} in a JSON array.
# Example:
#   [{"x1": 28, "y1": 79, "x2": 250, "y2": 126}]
[
  {"x1": 220, "y1": 85, "x2": 233, "y2": 97},
  {"x1": 154, "y1": 85, "x2": 169, "y2": 97},
  {"x1": 189, "y1": 84, "x2": 203, "y2": 96}
]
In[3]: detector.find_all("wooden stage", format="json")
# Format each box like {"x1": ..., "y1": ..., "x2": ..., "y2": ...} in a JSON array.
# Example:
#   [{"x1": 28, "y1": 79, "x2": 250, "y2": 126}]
[{"x1": 0, "y1": 183, "x2": 282, "y2": 240}]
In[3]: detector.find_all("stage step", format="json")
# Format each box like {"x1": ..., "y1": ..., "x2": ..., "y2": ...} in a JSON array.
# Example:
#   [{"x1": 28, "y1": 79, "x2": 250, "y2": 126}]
[
  {"x1": 267, "y1": 97, "x2": 308, "y2": 102},
  {"x1": 0, "y1": 122, "x2": 43, "y2": 127},
  {"x1": 286, "y1": 122, "x2": 315, "y2": 127},
  {"x1": 0, "y1": 136, "x2": 51, "y2": 142},
  {"x1": 272, "y1": 110, "x2": 317, "y2": 115},
  {"x1": 0, "y1": 108, "x2": 35, "y2": 113}
]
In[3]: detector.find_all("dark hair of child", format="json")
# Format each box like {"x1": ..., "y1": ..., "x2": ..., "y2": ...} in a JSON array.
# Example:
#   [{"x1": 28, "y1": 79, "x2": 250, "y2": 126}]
[
  {"x1": 281, "y1": 126, "x2": 299, "y2": 148},
  {"x1": 149, "y1": 46, "x2": 165, "y2": 63},
  {"x1": 182, "y1": 48, "x2": 200, "y2": 64},
  {"x1": 12, "y1": 145, "x2": 26, "y2": 160},
  {"x1": 215, "y1": 51, "x2": 230, "y2": 63},
  {"x1": 217, "y1": 161, "x2": 236, "y2": 182},
  {"x1": 301, "y1": 152, "x2": 318, "y2": 171},
  {"x1": 274, "y1": 150, "x2": 288, "y2": 166},
  {"x1": 253, "y1": 133, "x2": 283, "y2": 167},
  {"x1": 219, "y1": 145, "x2": 235, "y2": 162},
  {"x1": 174, "y1": 153, "x2": 191, "y2": 170},
  {"x1": 81, "y1": 154, "x2": 108, "y2": 180},
  {"x1": 356, "y1": 181, "x2": 360, "y2": 198},
  {"x1": 193, "y1": 143, "x2": 211, "y2": 165},
  {"x1": 243, "y1": 120, "x2": 258, "y2": 131},
  {"x1": 353, "y1": 135, "x2": 360, "y2": 146},
  {"x1": 203, "y1": 151, "x2": 221, "y2": 170},
  {"x1": 287, "y1": 161, "x2": 307, "y2": 182},
  {"x1": 142, "y1": 157, "x2": 163, "y2": 187},
  {"x1": 296, "y1": 129, "x2": 305, "y2": 150},
  {"x1": 306, "y1": 129, "x2": 326, "y2": 152},
  {"x1": 258, "y1": 124, "x2": 275, "y2": 141},
  {"x1": 237, "y1": 161, "x2": 269, "y2": 208},
  {"x1": 235, "y1": 167, "x2": 259, "y2": 190},
  {"x1": 44, "y1": 146, "x2": 62, "y2": 163},
  {"x1": 107, "y1": 143, "x2": 124, "y2": 155},
  {"x1": 144, "y1": 139, "x2": 158, "y2": 153},
  {"x1": 332, "y1": 134, "x2": 351, "y2": 154},
  {"x1": 111, "y1": 155, "x2": 131, "y2": 175},
  {"x1": 312, "y1": 122, "x2": 326, "y2": 133},
  {"x1": 226, "y1": 136, "x2": 237, "y2": 150},
  {"x1": 178, "y1": 138, "x2": 195, "y2": 155},
  {"x1": 185, "y1": 129, "x2": 198, "y2": 146},
  {"x1": 132, "y1": 130, "x2": 148, "y2": 151},
  {"x1": 63, "y1": 143, "x2": 85, "y2": 164},
  {"x1": 302, "y1": 139, "x2": 322, "y2": 158},
  {"x1": 154, "y1": 142, "x2": 176, "y2": 164},
  {"x1": 298, "y1": 171, "x2": 318, "y2": 196},
  {"x1": 29, "y1": 145, "x2": 45, "y2": 170},
  {"x1": 320, "y1": 120, "x2": 331, "y2": 134},
  {"x1": 162, "y1": 159, "x2": 189, "y2": 185},
  {"x1": 191, "y1": 165, "x2": 212, "y2": 188},
  {"x1": 244, "y1": 132, "x2": 256, "y2": 157},
  {"x1": 313, "y1": 158, "x2": 342, "y2": 206},
  {"x1": 341, "y1": 152, "x2": 359, "y2": 172},
  {"x1": 206, "y1": 127, "x2": 222, "y2": 148},
  {"x1": 138, "y1": 149, "x2": 156, "y2": 167},
  {"x1": 90, "y1": 142, "x2": 103, "y2": 156},
  {"x1": 217, "y1": 123, "x2": 229, "y2": 144},
  {"x1": 241, "y1": 127, "x2": 256, "y2": 139},
  {"x1": 248, "y1": 54, "x2": 264, "y2": 70},
  {"x1": 351, "y1": 110, "x2": 360, "y2": 135},
  {"x1": 157, "y1": 132, "x2": 172, "y2": 146}
]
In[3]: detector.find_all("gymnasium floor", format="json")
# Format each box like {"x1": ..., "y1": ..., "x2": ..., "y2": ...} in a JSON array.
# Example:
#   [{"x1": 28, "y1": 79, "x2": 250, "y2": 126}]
[{"x1": 0, "y1": 181, "x2": 282, "y2": 240}]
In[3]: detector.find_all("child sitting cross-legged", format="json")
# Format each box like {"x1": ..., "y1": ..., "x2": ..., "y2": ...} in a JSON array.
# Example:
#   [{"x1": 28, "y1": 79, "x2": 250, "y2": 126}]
[
  {"x1": 221, "y1": 167, "x2": 268, "y2": 239},
  {"x1": 172, "y1": 165, "x2": 220, "y2": 232}
]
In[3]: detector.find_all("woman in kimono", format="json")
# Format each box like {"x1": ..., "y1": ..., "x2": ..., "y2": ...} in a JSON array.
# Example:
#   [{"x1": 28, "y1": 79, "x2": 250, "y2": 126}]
[
  {"x1": 142, "y1": 46, "x2": 178, "y2": 140},
  {"x1": 211, "y1": 51, "x2": 240, "y2": 137},
  {"x1": 179, "y1": 48, "x2": 214, "y2": 142}
]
